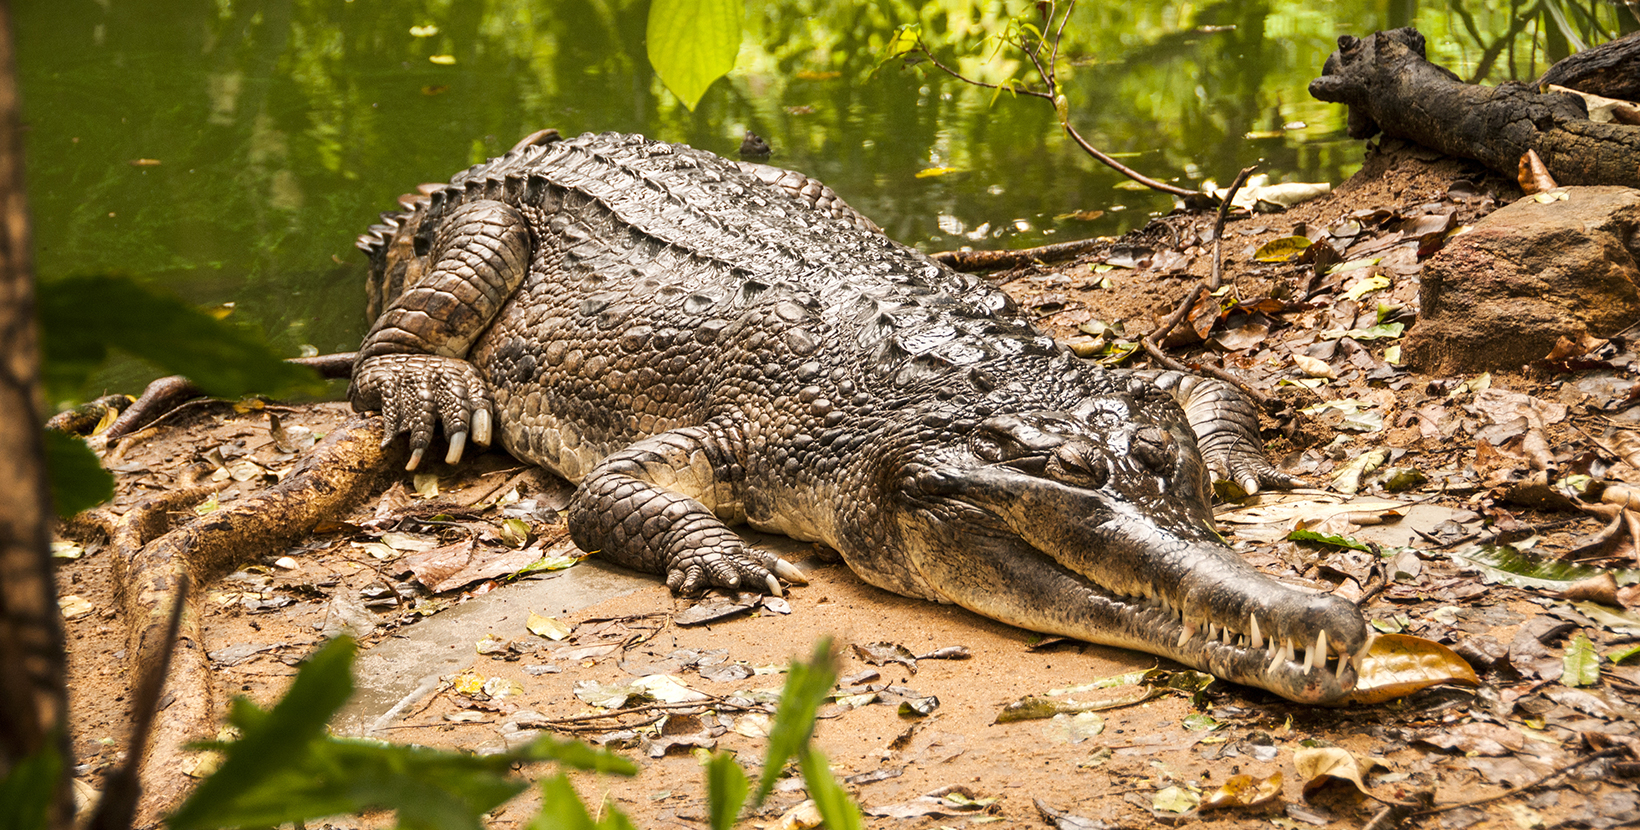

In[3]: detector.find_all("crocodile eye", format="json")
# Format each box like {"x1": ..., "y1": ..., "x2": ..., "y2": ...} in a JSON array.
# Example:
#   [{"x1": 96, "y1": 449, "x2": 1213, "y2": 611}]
[
  {"x1": 1131, "y1": 426, "x2": 1176, "y2": 473},
  {"x1": 1053, "y1": 444, "x2": 1109, "y2": 488},
  {"x1": 970, "y1": 433, "x2": 1004, "y2": 463}
]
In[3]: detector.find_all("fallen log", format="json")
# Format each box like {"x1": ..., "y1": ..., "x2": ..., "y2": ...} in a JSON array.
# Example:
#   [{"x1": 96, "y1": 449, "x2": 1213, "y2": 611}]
[
  {"x1": 1308, "y1": 27, "x2": 1640, "y2": 188},
  {"x1": 1537, "y1": 29, "x2": 1640, "y2": 103}
]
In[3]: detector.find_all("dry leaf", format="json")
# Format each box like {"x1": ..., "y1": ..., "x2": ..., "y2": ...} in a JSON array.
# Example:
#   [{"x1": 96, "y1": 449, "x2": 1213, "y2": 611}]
[
  {"x1": 1294, "y1": 747, "x2": 1379, "y2": 796},
  {"x1": 1344, "y1": 633, "x2": 1480, "y2": 704},
  {"x1": 1517, "y1": 149, "x2": 1557, "y2": 194},
  {"x1": 1199, "y1": 772, "x2": 1283, "y2": 811}
]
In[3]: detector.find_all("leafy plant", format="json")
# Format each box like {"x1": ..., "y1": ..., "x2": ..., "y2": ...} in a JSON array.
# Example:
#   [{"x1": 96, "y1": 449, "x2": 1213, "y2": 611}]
[{"x1": 164, "y1": 636, "x2": 861, "y2": 830}]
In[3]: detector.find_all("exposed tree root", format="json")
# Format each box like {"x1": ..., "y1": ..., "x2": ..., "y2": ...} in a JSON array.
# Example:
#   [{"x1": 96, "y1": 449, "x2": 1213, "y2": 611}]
[
  {"x1": 70, "y1": 415, "x2": 400, "y2": 825},
  {"x1": 100, "y1": 352, "x2": 357, "y2": 443}
]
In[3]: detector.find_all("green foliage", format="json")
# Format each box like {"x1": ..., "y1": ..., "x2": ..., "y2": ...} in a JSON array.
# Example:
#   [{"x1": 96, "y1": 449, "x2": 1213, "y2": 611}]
[
  {"x1": 752, "y1": 638, "x2": 836, "y2": 807},
  {"x1": 799, "y1": 748, "x2": 864, "y2": 830},
  {"x1": 169, "y1": 637, "x2": 636, "y2": 830},
  {"x1": 42, "y1": 429, "x2": 113, "y2": 517},
  {"x1": 0, "y1": 735, "x2": 62, "y2": 830},
  {"x1": 531, "y1": 774, "x2": 637, "y2": 830},
  {"x1": 646, "y1": 0, "x2": 745, "y2": 110},
  {"x1": 36, "y1": 274, "x2": 323, "y2": 404},
  {"x1": 1561, "y1": 632, "x2": 1600, "y2": 687},
  {"x1": 704, "y1": 751, "x2": 749, "y2": 830}
]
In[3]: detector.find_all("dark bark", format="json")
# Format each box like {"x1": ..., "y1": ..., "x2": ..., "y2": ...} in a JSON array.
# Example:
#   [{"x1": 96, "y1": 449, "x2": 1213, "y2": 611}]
[
  {"x1": 1537, "y1": 29, "x2": 1640, "y2": 102},
  {"x1": 0, "y1": 1, "x2": 74, "y2": 828},
  {"x1": 1309, "y1": 28, "x2": 1640, "y2": 188},
  {"x1": 930, "y1": 238, "x2": 1106, "y2": 272}
]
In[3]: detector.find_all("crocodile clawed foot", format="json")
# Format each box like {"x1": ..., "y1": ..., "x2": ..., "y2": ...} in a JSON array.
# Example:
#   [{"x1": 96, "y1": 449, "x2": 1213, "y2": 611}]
[{"x1": 348, "y1": 353, "x2": 496, "y2": 471}]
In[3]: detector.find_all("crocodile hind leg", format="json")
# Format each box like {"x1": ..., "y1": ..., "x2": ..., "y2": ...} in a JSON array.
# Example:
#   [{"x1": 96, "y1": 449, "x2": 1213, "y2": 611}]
[
  {"x1": 567, "y1": 422, "x2": 807, "y2": 596},
  {"x1": 350, "y1": 199, "x2": 531, "y2": 469},
  {"x1": 1137, "y1": 370, "x2": 1296, "y2": 495}
]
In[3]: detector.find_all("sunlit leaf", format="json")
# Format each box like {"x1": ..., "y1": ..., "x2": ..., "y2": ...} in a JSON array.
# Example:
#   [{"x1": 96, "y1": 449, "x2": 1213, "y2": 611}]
[
  {"x1": 1198, "y1": 772, "x2": 1281, "y2": 811},
  {"x1": 42, "y1": 430, "x2": 113, "y2": 517},
  {"x1": 1343, "y1": 633, "x2": 1480, "y2": 704},
  {"x1": 1343, "y1": 274, "x2": 1391, "y2": 301},
  {"x1": 1561, "y1": 632, "x2": 1600, "y2": 686},
  {"x1": 1151, "y1": 785, "x2": 1199, "y2": 813},
  {"x1": 915, "y1": 166, "x2": 962, "y2": 178},
  {"x1": 1326, "y1": 257, "x2": 1381, "y2": 276},
  {"x1": 428, "y1": 54, "x2": 456, "y2": 65},
  {"x1": 646, "y1": 0, "x2": 743, "y2": 111},
  {"x1": 38, "y1": 274, "x2": 322, "y2": 402},
  {"x1": 1292, "y1": 531, "x2": 1371, "y2": 551},
  {"x1": 1447, "y1": 545, "x2": 1639, "y2": 592},
  {"x1": 1252, "y1": 235, "x2": 1311, "y2": 262},
  {"x1": 1293, "y1": 747, "x2": 1377, "y2": 796},
  {"x1": 527, "y1": 611, "x2": 571, "y2": 641}
]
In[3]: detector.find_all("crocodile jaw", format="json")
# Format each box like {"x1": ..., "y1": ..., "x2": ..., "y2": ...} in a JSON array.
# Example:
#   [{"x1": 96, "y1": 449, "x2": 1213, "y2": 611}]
[{"x1": 908, "y1": 468, "x2": 1369, "y2": 704}]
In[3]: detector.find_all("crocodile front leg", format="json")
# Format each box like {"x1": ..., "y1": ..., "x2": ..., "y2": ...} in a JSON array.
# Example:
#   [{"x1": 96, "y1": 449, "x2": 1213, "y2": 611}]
[
  {"x1": 350, "y1": 200, "x2": 530, "y2": 469},
  {"x1": 567, "y1": 423, "x2": 807, "y2": 596},
  {"x1": 1139, "y1": 370, "x2": 1296, "y2": 495}
]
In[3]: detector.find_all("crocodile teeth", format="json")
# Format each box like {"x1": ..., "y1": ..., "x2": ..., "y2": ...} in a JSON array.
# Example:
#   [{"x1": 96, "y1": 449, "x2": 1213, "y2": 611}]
[
  {"x1": 1209, "y1": 623, "x2": 1220, "y2": 641},
  {"x1": 1267, "y1": 647, "x2": 1283, "y2": 675},
  {"x1": 1302, "y1": 642, "x2": 1315, "y2": 673},
  {"x1": 1283, "y1": 638, "x2": 1295, "y2": 664},
  {"x1": 1249, "y1": 614, "x2": 1263, "y2": 650},
  {"x1": 1178, "y1": 620, "x2": 1197, "y2": 647},
  {"x1": 1336, "y1": 652, "x2": 1351, "y2": 683},
  {"x1": 1316, "y1": 629, "x2": 1329, "y2": 663}
]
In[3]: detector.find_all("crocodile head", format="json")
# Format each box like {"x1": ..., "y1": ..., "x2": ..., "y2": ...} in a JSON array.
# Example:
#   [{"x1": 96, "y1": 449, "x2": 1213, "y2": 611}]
[{"x1": 888, "y1": 390, "x2": 1369, "y2": 704}]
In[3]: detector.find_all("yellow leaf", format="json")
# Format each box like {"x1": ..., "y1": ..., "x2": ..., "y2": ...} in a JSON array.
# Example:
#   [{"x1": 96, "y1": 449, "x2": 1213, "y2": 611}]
[
  {"x1": 429, "y1": 54, "x2": 456, "y2": 65},
  {"x1": 409, "y1": 24, "x2": 439, "y2": 37},
  {"x1": 1252, "y1": 235, "x2": 1312, "y2": 263},
  {"x1": 527, "y1": 610, "x2": 571, "y2": 641},
  {"x1": 1199, "y1": 772, "x2": 1283, "y2": 811},
  {"x1": 915, "y1": 166, "x2": 962, "y2": 178},
  {"x1": 1293, "y1": 353, "x2": 1335, "y2": 379},
  {"x1": 1343, "y1": 633, "x2": 1480, "y2": 704}
]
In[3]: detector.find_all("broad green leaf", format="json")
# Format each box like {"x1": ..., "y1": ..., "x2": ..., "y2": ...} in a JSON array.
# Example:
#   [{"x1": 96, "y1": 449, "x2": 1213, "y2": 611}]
[
  {"x1": 1447, "y1": 545, "x2": 1639, "y2": 592},
  {"x1": 885, "y1": 25, "x2": 920, "y2": 57},
  {"x1": 752, "y1": 639, "x2": 835, "y2": 807},
  {"x1": 1252, "y1": 235, "x2": 1311, "y2": 263},
  {"x1": 37, "y1": 274, "x2": 322, "y2": 402},
  {"x1": 646, "y1": 0, "x2": 743, "y2": 111},
  {"x1": 1609, "y1": 642, "x2": 1640, "y2": 664},
  {"x1": 1561, "y1": 632, "x2": 1600, "y2": 686},
  {"x1": 532, "y1": 774, "x2": 596, "y2": 830},
  {"x1": 705, "y1": 752, "x2": 749, "y2": 830},
  {"x1": 43, "y1": 430, "x2": 113, "y2": 516},
  {"x1": 1343, "y1": 274, "x2": 1391, "y2": 301},
  {"x1": 170, "y1": 637, "x2": 360, "y2": 830},
  {"x1": 1286, "y1": 528, "x2": 1371, "y2": 551},
  {"x1": 800, "y1": 749, "x2": 863, "y2": 830},
  {"x1": 0, "y1": 735, "x2": 62, "y2": 830}
]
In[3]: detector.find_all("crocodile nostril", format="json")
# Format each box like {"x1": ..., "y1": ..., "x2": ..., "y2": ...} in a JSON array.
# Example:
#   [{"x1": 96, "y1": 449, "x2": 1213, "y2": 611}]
[{"x1": 1131, "y1": 426, "x2": 1174, "y2": 472}]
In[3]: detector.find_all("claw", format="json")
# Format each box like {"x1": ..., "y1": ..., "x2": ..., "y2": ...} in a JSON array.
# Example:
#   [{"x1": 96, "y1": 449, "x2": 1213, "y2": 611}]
[
  {"x1": 773, "y1": 558, "x2": 808, "y2": 586},
  {"x1": 406, "y1": 446, "x2": 425, "y2": 471},
  {"x1": 445, "y1": 431, "x2": 468, "y2": 464},
  {"x1": 473, "y1": 408, "x2": 492, "y2": 447},
  {"x1": 765, "y1": 574, "x2": 784, "y2": 597}
]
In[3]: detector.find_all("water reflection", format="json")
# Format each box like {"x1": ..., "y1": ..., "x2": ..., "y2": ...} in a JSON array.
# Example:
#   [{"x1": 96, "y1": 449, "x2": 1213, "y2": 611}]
[{"x1": 14, "y1": 0, "x2": 1636, "y2": 392}]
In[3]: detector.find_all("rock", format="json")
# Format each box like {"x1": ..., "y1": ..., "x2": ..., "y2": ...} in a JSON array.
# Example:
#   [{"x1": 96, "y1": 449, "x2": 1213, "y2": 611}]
[{"x1": 1405, "y1": 186, "x2": 1640, "y2": 373}]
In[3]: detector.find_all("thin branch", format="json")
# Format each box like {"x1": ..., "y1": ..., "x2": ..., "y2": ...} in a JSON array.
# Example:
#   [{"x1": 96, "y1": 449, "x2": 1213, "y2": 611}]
[
  {"x1": 930, "y1": 236, "x2": 1106, "y2": 272},
  {"x1": 1408, "y1": 747, "x2": 1627, "y2": 818}
]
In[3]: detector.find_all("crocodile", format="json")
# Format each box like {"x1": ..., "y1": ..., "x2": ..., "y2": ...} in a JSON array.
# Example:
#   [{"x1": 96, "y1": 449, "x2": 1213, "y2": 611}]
[{"x1": 350, "y1": 129, "x2": 1370, "y2": 703}]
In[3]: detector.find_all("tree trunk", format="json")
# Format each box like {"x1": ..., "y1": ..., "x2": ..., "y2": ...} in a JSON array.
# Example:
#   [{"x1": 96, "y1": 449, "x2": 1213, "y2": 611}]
[
  {"x1": 0, "y1": 0, "x2": 75, "y2": 828},
  {"x1": 1309, "y1": 28, "x2": 1640, "y2": 188},
  {"x1": 1537, "y1": 29, "x2": 1640, "y2": 102}
]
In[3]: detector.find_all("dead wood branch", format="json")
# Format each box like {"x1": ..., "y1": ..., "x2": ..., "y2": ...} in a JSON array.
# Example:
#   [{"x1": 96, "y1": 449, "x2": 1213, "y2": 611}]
[
  {"x1": 1309, "y1": 28, "x2": 1640, "y2": 188},
  {"x1": 930, "y1": 237, "x2": 1106, "y2": 272}
]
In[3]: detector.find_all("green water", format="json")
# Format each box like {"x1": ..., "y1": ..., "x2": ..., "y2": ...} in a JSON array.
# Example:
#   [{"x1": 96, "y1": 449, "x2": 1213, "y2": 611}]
[{"x1": 15, "y1": 0, "x2": 1635, "y2": 397}]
